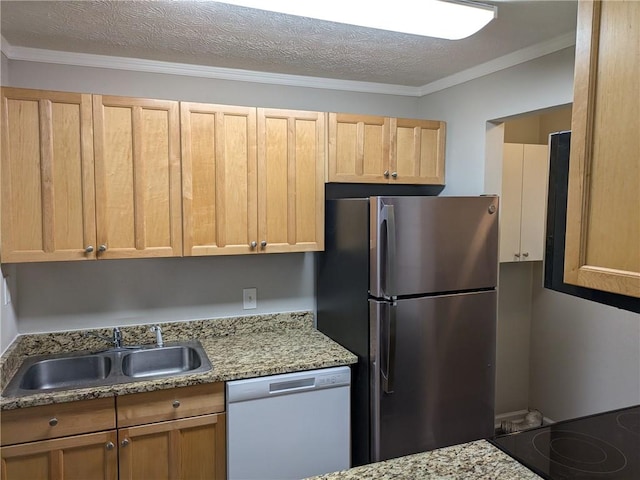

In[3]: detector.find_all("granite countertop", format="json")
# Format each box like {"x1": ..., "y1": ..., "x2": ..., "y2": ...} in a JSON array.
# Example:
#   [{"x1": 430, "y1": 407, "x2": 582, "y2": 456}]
[
  {"x1": 0, "y1": 311, "x2": 358, "y2": 410},
  {"x1": 305, "y1": 440, "x2": 542, "y2": 480}
]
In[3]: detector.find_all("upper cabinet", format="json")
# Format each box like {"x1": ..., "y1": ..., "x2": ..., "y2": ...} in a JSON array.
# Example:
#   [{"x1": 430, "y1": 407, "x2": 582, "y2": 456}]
[
  {"x1": 328, "y1": 113, "x2": 389, "y2": 183},
  {"x1": 1, "y1": 88, "x2": 97, "y2": 262},
  {"x1": 1, "y1": 89, "x2": 182, "y2": 263},
  {"x1": 181, "y1": 104, "x2": 324, "y2": 256},
  {"x1": 257, "y1": 108, "x2": 325, "y2": 253},
  {"x1": 391, "y1": 118, "x2": 446, "y2": 185},
  {"x1": 500, "y1": 143, "x2": 549, "y2": 263},
  {"x1": 565, "y1": 0, "x2": 640, "y2": 298},
  {"x1": 93, "y1": 96, "x2": 182, "y2": 259},
  {"x1": 327, "y1": 113, "x2": 445, "y2": 185},
  {"x1": 3, "y1": 87, "x2": 444, "y2": 264},
  {"x1": 181, "y1": 102, "x2": 258, "y2": 256}
]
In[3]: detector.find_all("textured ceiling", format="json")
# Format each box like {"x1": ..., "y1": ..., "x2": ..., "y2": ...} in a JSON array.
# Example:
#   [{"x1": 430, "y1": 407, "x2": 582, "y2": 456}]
[{"x1": 0, "y1": 0, "x2": 578, "y2": 87}]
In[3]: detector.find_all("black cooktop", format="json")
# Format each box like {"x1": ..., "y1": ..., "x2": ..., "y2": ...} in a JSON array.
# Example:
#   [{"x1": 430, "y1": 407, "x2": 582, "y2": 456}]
[{"x1": 490, "y1": 405, "x2": 640, "y2": 480}]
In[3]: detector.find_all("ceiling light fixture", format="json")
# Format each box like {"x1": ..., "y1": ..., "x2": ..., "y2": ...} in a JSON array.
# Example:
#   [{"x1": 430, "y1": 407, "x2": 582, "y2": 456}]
[{"x1": 214, "y1": 0, "x2": 497, "y2": 40}]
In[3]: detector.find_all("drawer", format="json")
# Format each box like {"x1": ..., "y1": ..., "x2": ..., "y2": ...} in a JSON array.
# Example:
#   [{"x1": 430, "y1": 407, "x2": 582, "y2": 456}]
[
  {"x1": 116, "y1": 382, "x2": 224, "y2": 427},
  {"x1": 0, "y1": 397, "x2": 116, "y2": 446}
]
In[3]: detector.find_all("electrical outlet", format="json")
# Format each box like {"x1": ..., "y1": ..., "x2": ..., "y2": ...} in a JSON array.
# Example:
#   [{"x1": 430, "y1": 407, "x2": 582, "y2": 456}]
[{"x1": 243, "y1": 288, "x2": 257, "y2": 309}]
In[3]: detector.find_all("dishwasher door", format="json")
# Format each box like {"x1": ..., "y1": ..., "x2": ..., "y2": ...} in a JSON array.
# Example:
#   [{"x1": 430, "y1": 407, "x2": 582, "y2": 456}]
[{"x1": 226, "y1": 366, "x2": 351, "y2": 480}]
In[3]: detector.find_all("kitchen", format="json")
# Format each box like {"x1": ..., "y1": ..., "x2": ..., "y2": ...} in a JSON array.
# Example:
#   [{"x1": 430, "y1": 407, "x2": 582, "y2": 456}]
[{"x1": 1, "y1": 1, "x2": 639, "y2": 479}]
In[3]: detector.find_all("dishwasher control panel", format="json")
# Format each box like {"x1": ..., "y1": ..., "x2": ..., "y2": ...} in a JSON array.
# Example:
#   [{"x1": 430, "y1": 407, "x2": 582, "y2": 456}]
[
  {"x1": 227, "y1": 366, "x2": 351, "y2": 403},
  {"x1": 316, "y1": 371, "x2": 350, "y2": 386}
]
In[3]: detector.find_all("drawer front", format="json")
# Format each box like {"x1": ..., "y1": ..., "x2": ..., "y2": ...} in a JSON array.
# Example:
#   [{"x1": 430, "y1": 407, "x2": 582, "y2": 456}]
[
  {"x1": 0, "y1": 397, "x2": 116, "y2": 446},
  {"x1": 116, "y1": 383, "x2": 224, "y2": 427}
]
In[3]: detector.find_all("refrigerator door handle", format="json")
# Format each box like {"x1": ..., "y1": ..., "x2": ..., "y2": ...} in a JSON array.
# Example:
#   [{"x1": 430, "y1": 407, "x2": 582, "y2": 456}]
[
  {"x1": 381, "y1": 303, "x2": 397, "y2": 394},
  {"x1": 381, "y1": 204, "x2": 397, "y2": 300}
]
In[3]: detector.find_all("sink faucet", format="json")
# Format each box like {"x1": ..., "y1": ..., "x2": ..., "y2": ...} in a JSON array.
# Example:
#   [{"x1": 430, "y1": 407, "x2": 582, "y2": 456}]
[
  {"x1": 112, "y1": 327, "x2": 122, "y2": 349},
  {"x1": 84, "y1": 327, "x2": 123, "y2": 349},
  {"x1": 150, "y1": 325, "x2": 164, "y2": 348}
]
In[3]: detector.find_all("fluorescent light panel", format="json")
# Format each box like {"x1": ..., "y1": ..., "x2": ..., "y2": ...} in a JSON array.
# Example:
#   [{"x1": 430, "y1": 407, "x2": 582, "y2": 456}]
[{"x1": 214, "y1": 0, "x2": 497, "y2": 40}]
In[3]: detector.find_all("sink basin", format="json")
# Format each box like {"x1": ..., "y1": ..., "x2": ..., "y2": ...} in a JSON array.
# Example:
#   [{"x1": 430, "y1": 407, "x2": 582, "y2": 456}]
[
  {"x1": 122, "y1": 346, "x2": 203, "y2": 378},
  {"x1": 2, "y1": 340, "x2": 212, "y2": 397},
  {"x1": 19, "y1": 355, "x2": 112, "y2": 390}
]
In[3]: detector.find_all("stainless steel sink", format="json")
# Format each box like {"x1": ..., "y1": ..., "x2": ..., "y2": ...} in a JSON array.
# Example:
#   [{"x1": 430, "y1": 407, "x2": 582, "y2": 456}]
[
  {"x1": 2, "y1": 340, "x2": 212, "y2": 397},
  {"x1": 19, "y1": 355, "x2": 112, "y2": 390},
  {"x1": 122, "y1": 345, "x2": 204, "y2": 378}
]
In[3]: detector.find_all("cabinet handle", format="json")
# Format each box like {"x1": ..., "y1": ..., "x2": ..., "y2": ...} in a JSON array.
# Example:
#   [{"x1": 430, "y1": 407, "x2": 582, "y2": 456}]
[
  {"x1": 522, "y1": 252, "x2": 529, "y2": 258},
  {"x1": 98, "y1": 244, "x2": 108, "y2": 252},
  {"x1": 383, "y1": 170, "x2": 390, "y2": 178},
  {"x1": 121, "y1": 438, "x2": 130, "y2": 447},
  {"x1": 514, "y1": 253, "x2": 521, "y2": 258},
  {"x1": 85, "y1": 245, "x2": 94, "y2": 253},
  {"x1": 48, "y1": 417, "x2": 58, "y2": 427},
  {"x1": 391, "y1": 171, "x2": 398, "y2": 178},
  {"x1": 106, "y1": 442, "x2": 115, "y2": 450},
  {"x1": 260, "y1": 241, "x2": 267, "y2": 248},
  {"x1": 250, "y1": 241, "x2": 257, "y2": 249},
  {"x1": 172, "y1": 400, "x2": 181, "y2": 408}
]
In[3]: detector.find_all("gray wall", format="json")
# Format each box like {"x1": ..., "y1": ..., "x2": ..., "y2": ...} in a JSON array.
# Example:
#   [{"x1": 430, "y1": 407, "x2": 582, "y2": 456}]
[
  {"x1": 530, "y1": 264, "x2": 640, "y2": 421},
  {"x1": 16, "y1": 254, "x2": 314, "y2": 334},
  {"x1": 418, "y1": 46, "x2": 640, "y2": 420},
  {"x1": 1, "y1": 53, "x2": 8, "y2": 85},
  {"x1": 0, "y1": 265, "x2": 18, "y2": 353},
  {"x1": 496, "y1": 263, "x2": 534, "y2": 415},
  {"x1": 418, "y1": 48, "x2": 576, "y2": 196}
]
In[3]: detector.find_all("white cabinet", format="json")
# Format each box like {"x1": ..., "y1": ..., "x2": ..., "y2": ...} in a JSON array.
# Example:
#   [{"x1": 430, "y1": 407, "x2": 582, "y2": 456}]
[{"x1": 500, "y1": 143, "x2": 549, "y2": 263}]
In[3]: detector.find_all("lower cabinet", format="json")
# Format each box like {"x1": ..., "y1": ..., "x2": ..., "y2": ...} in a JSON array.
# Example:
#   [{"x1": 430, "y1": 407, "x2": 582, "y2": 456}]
[
  {"x1": 0, "y1": 383, "x2": 226, "y2": 480},
  {"x1": 119, "y1": 414, "x2": 225, "y2": 480},
  {"x1": 1, "y1": 431, "x2": 118, "y2": 480}
]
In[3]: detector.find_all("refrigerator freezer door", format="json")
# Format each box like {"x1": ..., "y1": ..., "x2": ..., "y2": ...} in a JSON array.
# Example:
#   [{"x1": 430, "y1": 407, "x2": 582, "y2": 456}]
[
  {"x1": 370, "y1": 196, "x2": 499, "y2": 298},
  {"x1": 370, "y1": 291, "x2": 497, "y2": 462}
]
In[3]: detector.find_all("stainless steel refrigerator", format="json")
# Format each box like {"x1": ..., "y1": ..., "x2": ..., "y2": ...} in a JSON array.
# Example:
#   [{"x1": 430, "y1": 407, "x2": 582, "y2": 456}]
[{"x1": 317, "y1": 195, "x2": 499, "y2": 466}]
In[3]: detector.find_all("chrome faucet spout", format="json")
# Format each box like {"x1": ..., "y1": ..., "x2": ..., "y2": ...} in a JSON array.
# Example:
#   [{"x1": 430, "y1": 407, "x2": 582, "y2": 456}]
[{"x1": 112, "y1": 327, "x2": 122, "y2": 349}]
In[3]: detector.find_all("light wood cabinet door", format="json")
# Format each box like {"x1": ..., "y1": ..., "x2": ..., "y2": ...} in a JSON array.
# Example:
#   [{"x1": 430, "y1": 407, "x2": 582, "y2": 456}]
[
  {"x1": 391, "y1": 118, "x2": 446, "y2": 185},
  {"x1": 93, "y1": 95, "x2": 182, "y2": 259},
  {"x1": 118, "y1": 414, "x2": 226, "y2": 480},
  {"x1": 258, "y1": 108, "x2": 325, "y2": 253},
  {"x1": 181, "y1": 103, "x2": 257, "y2": 256},
  {"x1": 499, "y1": 143, "x2": 548, "y2": 263},
  {"x1": 1, "y1": 88, "x2": 96, "y2": 262},
  {"x1": 1, "y1": 431, "x2": 118, "y2": 480},
  {"x1": 328, "y1": 113, "x2": 390, "y2": 183},
  {"x1": 565, "y1": 0, "x2": 640, "y2": 298}
]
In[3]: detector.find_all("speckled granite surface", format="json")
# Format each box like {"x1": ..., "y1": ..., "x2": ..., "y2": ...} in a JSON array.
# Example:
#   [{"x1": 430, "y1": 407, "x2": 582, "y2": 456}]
[
  {"x1": 0, "y1": 311, "x2": 357, "y2": 410},
  {"x1": 305, "y1": 440, "x2": 542, "y2": 480}
]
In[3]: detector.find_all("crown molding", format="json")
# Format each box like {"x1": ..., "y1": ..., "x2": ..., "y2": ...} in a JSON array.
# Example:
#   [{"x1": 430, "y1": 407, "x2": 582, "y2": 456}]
[
  {"x1": 418, "y1": 31, "x2": 576, "y2": 96},
  {"x1": 1, "y1": 32, "x2": 575, "y2": 98}
]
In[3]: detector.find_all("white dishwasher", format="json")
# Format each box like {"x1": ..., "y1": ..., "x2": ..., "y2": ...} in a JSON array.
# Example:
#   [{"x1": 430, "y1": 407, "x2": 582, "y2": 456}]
[{"x1": 226, "y1": 366, "x2": 351, "y2": 480}]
